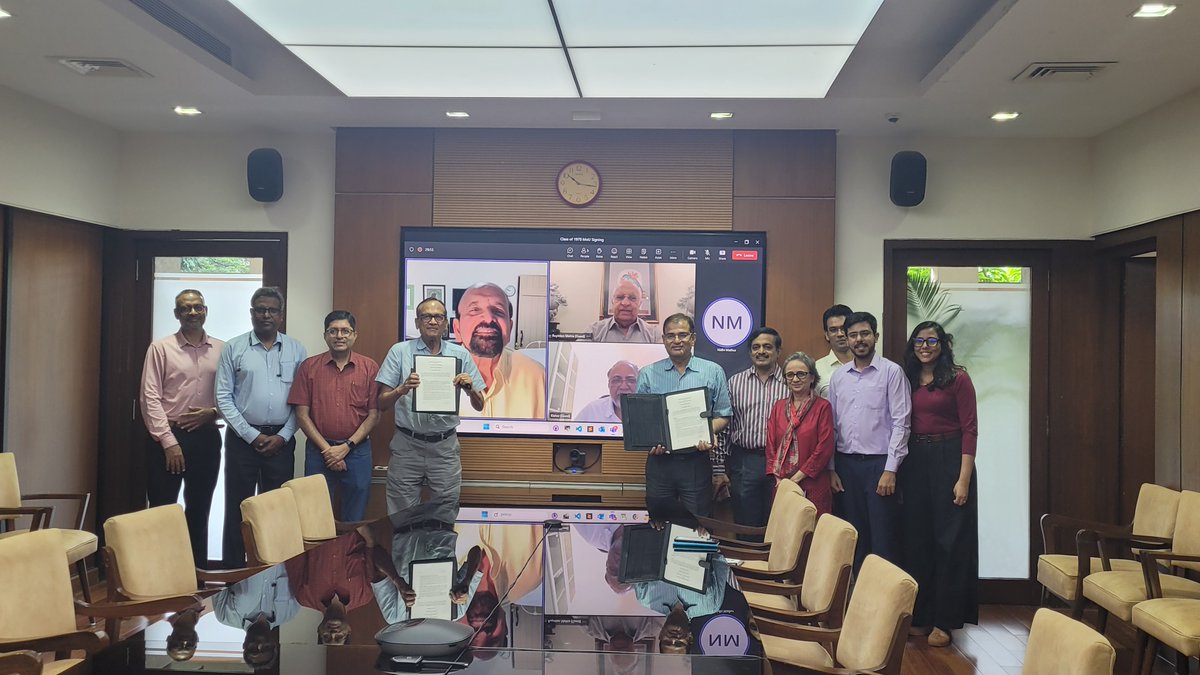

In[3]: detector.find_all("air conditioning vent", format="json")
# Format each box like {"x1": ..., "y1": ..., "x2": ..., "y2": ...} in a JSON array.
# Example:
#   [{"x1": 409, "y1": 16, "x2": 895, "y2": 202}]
[
  {"x1": 128, "y1": 0, "x2": 233, "y2": 67},
  {"x1": 1013, "y1": 62, "x2": 1115, "y2": 82},
  {"x1": 53, "y1": 57, "x2": 151, "y2": 77}
]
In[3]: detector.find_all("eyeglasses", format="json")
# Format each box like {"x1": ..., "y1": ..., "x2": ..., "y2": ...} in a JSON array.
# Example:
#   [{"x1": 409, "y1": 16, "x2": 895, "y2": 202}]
[
  {"x1": 608, "y1": 376, "x2": 638, "y2": 386},
  {"x1": 325, "y1": 328, "x2": 355, "y2": 337},
  {"x1": 251, "y1": 306, "x2": 281, "y2": 316},
  {"x1": 912, "y1": 337, "x2": 940, "y2": 347},
  {"x1": 177, "y1": 304, "x2": 207, "y2": 314},
  {"x1": 783, "y1": 371, "x2": 811, "y2": 380},
  {"x1": 664, "y1": 332, "x2": 693, "y2": 343},
  {"x1": 418, "y1": 313, "x2": 447, "y2": 324}
]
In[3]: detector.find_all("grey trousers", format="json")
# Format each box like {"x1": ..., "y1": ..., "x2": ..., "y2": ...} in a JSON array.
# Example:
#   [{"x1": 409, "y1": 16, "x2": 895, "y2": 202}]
[{"x1": 386, "y1": 430, "x2": 462, "y2": 513}]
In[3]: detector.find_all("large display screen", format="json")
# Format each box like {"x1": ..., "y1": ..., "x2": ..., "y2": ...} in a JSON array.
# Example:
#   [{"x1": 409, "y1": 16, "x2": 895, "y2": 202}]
[{"x1": 402, "y1": 228, "x2": 766, "y2": 439}]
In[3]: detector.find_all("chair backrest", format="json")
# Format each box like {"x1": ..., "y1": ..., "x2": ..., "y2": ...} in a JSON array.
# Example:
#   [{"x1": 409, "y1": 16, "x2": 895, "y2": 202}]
[
  {"x1": 1171, "y1": 490, "x2": 1200, "y2": 572},
  {"x1": 103, "y1": 504, "x2": 198, "y2": 599},
  {"x1": 283, "y1": 475, "x2": 338, "y2": 542},
  {"x1": 765, "y1": 490, "x2": 817, "y2": 572},
  {"x1": 762, "y1": 479, "x2": 803, "y2": 544},
  {"x1": 835, "y1": 554, "x2": 917, "y2": 673},
  {"x1": 1130, "y1": 483, "x2": 1180, "y2": 538},
  {"x1": 0, "y1": 529, "x2": 77, "y2": 640},
  {"x1": 799, "y1": 514, "x2": 857, "y2": 618},
  {"x1": 1022, "y1": 608, "x2": 1115, "y2": 675},
  {"x1": 0, "y1": 452, "x2": 21, "y2": 512},
  {"x1": 240, "y1": 488, "x2": 305, "y2": 565}
]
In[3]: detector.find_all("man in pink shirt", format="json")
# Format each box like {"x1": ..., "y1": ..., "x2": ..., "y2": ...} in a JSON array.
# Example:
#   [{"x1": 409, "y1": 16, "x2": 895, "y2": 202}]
[{"x1": 140, "y1": 289, "x2": 224, "y2": 567}]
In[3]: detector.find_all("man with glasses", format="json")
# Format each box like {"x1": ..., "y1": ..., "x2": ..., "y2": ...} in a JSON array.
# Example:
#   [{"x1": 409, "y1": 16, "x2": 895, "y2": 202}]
[
  {"x1": 815, "y1": 305, "x2": 854, "y2": 399},
  {"x1": 378, "y1": 296, "x2": 485, "y2": 512},
  {"x1": 288, "y1": 311, "x2": 380, "y2": 521},
  {"x1": 452, "y1": 282, "x2": 546, "y2": 418},
  {"x1": 635, "y1": 313, "x2": 733, "y2": 518},
  {"x1": 827, "y1": 311, "x2": 911, "y2": 571},
  {"x1": 721, "y1": 327, "x2": 788, "y2": 528},
  {"x1": 140, "y1": 289, "x2": 223, "y2": 567},
  {"x1": 590, "y1": 273, "x2": 661, "y2": 343},
  {"x1": 216, "y1": 286, "x2": 308, "y2": 567},
  {"x1": 577, "y1": 360, "x2": 639, "y2": 423}
]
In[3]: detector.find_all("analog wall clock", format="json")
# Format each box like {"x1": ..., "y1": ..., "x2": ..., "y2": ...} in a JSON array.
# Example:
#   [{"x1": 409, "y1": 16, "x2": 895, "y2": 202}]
[{"x1": 556, "y1": 161, "x2": 601, "y2": 207}]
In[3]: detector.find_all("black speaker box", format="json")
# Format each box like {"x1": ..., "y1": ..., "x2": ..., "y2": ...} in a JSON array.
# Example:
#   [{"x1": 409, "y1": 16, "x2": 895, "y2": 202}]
[
  {"x1": 890, "y1": 150, "x2": 926, "y2": 207},
  {"x1": 247, "y1": 148, "x2": 283, "y2": 203}
]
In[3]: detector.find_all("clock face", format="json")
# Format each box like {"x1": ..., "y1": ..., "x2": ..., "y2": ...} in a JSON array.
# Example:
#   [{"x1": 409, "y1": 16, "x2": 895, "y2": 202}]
[{"x1": 557, "y1": 161, "x2": 601, "y2": 206}]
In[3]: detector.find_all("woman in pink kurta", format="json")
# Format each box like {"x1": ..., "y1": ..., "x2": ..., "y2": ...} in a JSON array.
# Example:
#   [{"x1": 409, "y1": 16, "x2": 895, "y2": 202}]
[{"x1": 765, "y1": 352, "x2": 835, "y2": 515}]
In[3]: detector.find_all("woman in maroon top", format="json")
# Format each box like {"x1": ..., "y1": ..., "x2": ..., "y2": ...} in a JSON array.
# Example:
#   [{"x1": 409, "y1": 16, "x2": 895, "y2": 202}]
[
  {"x1": 900, "y1": 321, "x2": 979, "y2": 648},
  {"x1": 765, "y1": 352, "x2": 835, "y2": 515}
]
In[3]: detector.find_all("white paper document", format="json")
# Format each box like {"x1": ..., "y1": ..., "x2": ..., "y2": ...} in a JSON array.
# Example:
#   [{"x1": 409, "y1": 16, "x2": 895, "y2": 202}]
[
  {"x1": 409, "y1": 559, "x2": 455, "y2": 620},
  {"x1": 412, "y1": 355, "x2": 459, "y2": 414},
  {"x1": 665, "y1": 389, "x2": 712, "y2": 451},
  {"x1": 663, "y1": 524, "x2": 708, "y2": 592}
]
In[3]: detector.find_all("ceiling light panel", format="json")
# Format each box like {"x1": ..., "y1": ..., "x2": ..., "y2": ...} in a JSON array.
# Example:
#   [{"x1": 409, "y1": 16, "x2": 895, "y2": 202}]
[
  {"x1": 555, "y1": 0, "x2": 884, "y2": 47},
  {"x1": 571, "y1": 46, "x2": 854, "y2": 98},
  {"x1": 288, "y1": 47, "x2": 577, "y2": 97},
  {"x1": 227, "y1": 0, "x2": 560, "y2": 46}
]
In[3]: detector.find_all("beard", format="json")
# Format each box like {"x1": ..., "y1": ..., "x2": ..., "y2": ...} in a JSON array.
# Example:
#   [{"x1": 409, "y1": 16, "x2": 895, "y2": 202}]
[{"x1": 469, "y1": 322, "x2": 505, "y2": 357}]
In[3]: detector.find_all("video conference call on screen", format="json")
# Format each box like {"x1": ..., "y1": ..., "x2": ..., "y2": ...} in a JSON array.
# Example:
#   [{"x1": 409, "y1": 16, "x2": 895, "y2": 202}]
[{"x1": 402, "y1": 228, "x2": 766, "y2": 439}]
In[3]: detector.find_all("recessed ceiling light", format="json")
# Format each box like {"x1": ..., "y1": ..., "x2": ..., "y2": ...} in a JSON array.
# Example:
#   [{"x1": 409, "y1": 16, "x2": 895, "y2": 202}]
[
  {"x1": 991, "y1": 111, "x2": 1020, "y2": 121},
  {"x1": 0, "y1": 7, "x2": 12, "y2": 19},
  {"x1": 173, "y1": 106, "x2": 202, "y2": 116},
  {"x1": 445, "y1": 111, "x2": 470, "y2": 118},
  {"x1": 710, "y1": 112, "x2": 734, "y2": 119},
  {"x1": 1132, "y1": 3, "x2": 1176, "y2": 17}
]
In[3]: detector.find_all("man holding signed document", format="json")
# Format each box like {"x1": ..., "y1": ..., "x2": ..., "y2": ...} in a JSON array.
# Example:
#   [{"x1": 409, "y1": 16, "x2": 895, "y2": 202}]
[
  {"x1": 634, "y1": 313, "x2": 732, "y2": 518},
  {"x1": 377, "y1": 297, "x2": 485, "y2": 512}
]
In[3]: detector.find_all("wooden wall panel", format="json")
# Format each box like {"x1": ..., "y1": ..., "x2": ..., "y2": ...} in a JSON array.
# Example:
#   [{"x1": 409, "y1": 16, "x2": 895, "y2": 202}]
[
  {"x1": 1182, "y1": 212, "x2": 1200, "y2": 490},
  {"x1": 335, "y1": 129, "x2": 434, "y2": 194},
  {"x1": 1120, "y1": 259, "x2": 1158, "y2": 517},
  {"x1": 734, "y1": 198, "x2": 835, "y2": 357},
  {"x1": 5, "y1": 210, "x2": 103, "y2": 529},
  {"x1": 1154, "y1": 223, "x2": 1183, "y2": 489},
  {"x1": 733, "y1": 131, "x2": 837, "y2": 198},
  {"x1": 432, "y1": 130, "x2": 733, "y2": 229}
]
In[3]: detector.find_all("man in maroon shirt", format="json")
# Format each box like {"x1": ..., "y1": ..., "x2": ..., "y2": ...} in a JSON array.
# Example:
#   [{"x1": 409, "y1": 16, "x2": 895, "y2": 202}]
[{"x1": 289, "y1": 310, "x2": 380, "y2": 521}]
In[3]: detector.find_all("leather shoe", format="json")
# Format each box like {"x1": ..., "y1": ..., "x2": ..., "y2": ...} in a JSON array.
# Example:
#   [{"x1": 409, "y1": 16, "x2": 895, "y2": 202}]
[
  {"x1": 908, "y1": 626, "x2": 931, "y2": 637},
  {"x1": 928, "y1": 628, "x2": 952, "y2": 647}
]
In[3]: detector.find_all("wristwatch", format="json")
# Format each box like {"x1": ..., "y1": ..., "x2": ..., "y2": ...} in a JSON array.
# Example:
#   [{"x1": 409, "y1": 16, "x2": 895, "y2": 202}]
[{"x1": 345, "y1": 439, "x2": 357, "y2": 450}]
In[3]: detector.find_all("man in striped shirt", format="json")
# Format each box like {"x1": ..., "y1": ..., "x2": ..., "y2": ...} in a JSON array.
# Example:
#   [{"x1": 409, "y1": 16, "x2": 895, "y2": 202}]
[{"x1": 722, "y1": 327, "x2": 788, "y2": 528}]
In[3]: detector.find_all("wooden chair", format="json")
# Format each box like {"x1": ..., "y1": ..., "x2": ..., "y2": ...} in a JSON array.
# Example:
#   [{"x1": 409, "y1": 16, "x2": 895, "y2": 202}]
[
  {"x1": 1023, "y1": 608, "x2": 1115, "y2": 675},
  {"x1": 0, "y1": 651, "x2": 42, "y2": 675},
  {"x1": 699, "y1": 478, "x2": 804, "y2": 552},
  {"x1": 755, "y1": 554, "x2": 916, "y2": 675},
  {"x1": 738, "y1": 513, "x2": 857, "y2": 629},
  {"x1": 1038, "y1": 483, "x2": 1180, "y2": 618},
  {"x1": 240, "y1": 488, "x2": 305, "y2": 565},
  {"x1": 0, "y1": 453, "x2": 98, "y2": 607},
  {"x1": 1133, "y1": 551, "x2": 1200, "y2": 675},
  {"x1": 282, "y1": 475, "x2": 363, "y2": 545},
  {"x1": 0, "y1": 530, "x2": 201, "y2": 673}
]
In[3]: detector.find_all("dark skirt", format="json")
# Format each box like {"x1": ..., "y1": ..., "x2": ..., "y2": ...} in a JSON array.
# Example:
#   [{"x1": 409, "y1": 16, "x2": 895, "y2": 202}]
[{"x1": 899, "y1": 437, "x2": 979, "y2": 630}]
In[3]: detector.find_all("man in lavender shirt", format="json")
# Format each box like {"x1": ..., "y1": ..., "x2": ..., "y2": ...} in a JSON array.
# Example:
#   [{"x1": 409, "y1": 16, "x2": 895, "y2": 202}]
[{"x1": 827, "y1": 311, "x2": 911, "y2": 571}]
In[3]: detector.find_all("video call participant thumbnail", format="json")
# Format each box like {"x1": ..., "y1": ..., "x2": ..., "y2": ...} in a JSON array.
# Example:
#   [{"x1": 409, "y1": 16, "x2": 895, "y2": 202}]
[
  {"x1": 454, "y1": 282, "x2": 546, "y2": 419},
  {"x1": 576, "y1": 360, "x2": 639, "y2": 424},
  {"x1": 591, "y1": 270, "x2": 662, "y2": 343}
]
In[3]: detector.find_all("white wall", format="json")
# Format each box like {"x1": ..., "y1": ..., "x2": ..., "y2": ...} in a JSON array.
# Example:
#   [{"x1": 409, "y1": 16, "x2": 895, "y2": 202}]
[
  {"x1": 1092, "y1": 87, "x2": 1200, "y2": 234},
  {"x1": 0, "y1": 85, "x2": 120, "y2": 226},
  {"x1": 835, "y1": 136, "x2": 1094, "y2": 316},
  {"x1": 116, "y1": 130, "x2": 336, "y2": 354}
]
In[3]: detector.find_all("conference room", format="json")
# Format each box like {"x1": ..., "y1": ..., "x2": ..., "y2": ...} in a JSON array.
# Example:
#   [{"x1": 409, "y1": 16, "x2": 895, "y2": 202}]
[{"x1": 2, "y1": 0, "x2": 1200, "y2": 674}]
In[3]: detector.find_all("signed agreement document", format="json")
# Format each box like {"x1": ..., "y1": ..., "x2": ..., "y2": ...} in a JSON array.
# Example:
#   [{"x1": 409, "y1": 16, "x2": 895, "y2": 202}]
[{"x1": 412, "y1": 354, "x2": 461, "y2": 415}]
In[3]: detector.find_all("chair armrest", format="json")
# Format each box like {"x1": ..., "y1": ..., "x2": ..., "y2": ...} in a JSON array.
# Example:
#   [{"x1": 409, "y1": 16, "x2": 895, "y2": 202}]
[
  {"x1": 0, "y1": 651, "x2": 42, "y2": 675},
  {"x1": 0, "y1": 506, "x2": 52, "y2": 530},
  {"x1": 715, "y1": 538, "x2": 771, "y2": 551},
  {"x1": 1138, "y1": 552, "x2": 1200, "y2": 599},
  {"x1": 755, "y1": 615, "x2": 839, "y2": 647},
  {"x1": 0, "y1": 630, "x2": 108, "y2": 655},
  {"x1": 1041, "y1": 513, "x2": 1125, "y2": 555},
  {"x1": 736, "y1": 576, "x2": 804, "y2": 595},
  {"x1": 21, "y1": 492, "x2": 90, "y2": 530},
  {"x1": 732, "y1": 564, "x2": 793, "y2": 581},
  {"x1": 696, "y1": 515, "x2": 767, "y2": 538},
  {"x1": 197, "y1": 565, "x2": 270, "y2": 585},
  {"x1": 76, "y1": 596, "x2": 202, "y2": 619},
  {"x1": 765, "y1": 662, "x2": 877, "y2": 675},
  {"x1": 722, "y1": 546, "x2": 770, "y2": 562}
]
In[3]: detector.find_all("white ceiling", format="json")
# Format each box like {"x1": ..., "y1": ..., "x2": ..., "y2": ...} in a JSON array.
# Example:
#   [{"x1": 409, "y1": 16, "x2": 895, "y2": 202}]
[{"x1": 0, "y1": 0, "x2": 1197, "y2": 136}]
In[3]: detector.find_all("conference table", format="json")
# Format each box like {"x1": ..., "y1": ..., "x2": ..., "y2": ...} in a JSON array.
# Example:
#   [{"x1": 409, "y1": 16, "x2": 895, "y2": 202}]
[{"x1": 100, "y1": 499, "x2": 765, "y2": 675}]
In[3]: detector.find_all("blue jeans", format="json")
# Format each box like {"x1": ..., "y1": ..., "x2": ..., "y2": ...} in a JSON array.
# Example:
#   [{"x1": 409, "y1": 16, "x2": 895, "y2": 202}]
[
  {"x1": 727, "y1": 445, "x2": 773, "y2": 528},
  {"x1": 305, "y1": 439, "x2": 372, "y2": 521}
]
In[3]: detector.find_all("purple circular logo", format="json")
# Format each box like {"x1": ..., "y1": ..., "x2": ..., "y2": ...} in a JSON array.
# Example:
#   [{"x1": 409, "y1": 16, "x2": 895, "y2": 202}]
[
  {"x1": 697, "y1": 614, "x2": 749, "y2": 656},
  {"x1": 701, "y1": 297, "x2": 753, "y2": 348}
]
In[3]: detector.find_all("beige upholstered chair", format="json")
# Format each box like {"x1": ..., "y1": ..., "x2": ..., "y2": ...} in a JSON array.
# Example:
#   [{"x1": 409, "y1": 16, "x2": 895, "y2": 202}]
[
  {"x1": 738, "y1": 513, "x2": 857, "y2": 628},
  {"x1": 0, "y1": 651, "x2": 42, "y2": 675},
  {"x1": 240, "y1": 488, "x2": 305, "y2": 565},
  {"x1": 701, "y1": 478, "x2": 804, "y2": 552},
  {"x1": 0, "y1": 453, "x2": 98, "y2": 606},
  {"x1": 283, "y1": 475, "x2": 362, "y2": 545},
  {"x1": 756, "y1": 554, "x2": 917, "y2": 675},
  {"x1": 1131, "y1": 548, "x2": 1200, "y2": 675},
  {"x1": 1038, "y1": 483, "x2": 1180, "y2": 618},
  {"x1": 0, "y1": 530, "x2": 200, "y2": 673},
  {"x1": 1022, "y1": 608, "x2": 1115, "y2": 675},
  {"x1": 1082, "y1": 490, "x2": 1200, "y2": 634},
  {"x1": 726, "y1": 490, "x2": 818, "y2": 582}
]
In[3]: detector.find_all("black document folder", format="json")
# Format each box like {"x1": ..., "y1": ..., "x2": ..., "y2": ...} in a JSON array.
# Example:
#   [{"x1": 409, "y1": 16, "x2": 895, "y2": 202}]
[
  {"x1": 619, "y1": 386, "x2": 713, "y2": 452},
  {"x1": 618, "y1": 523, "x2": 710, "y2": 593}
]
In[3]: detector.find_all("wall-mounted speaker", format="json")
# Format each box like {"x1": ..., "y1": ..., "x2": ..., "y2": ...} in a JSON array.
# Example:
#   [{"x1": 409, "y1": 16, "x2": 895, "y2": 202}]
[
  {"x1": 247, "y1": 148, "x2": 283, "y2": 203},
  {"x1": 890, "y1": 150, "x2": 926, "y2": 207}
]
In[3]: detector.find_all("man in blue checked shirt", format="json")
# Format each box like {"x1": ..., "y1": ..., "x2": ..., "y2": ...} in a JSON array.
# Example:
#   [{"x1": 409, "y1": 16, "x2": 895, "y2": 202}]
[{"x1": 635, "y1": 313, "x2": 732, "y2": 518}]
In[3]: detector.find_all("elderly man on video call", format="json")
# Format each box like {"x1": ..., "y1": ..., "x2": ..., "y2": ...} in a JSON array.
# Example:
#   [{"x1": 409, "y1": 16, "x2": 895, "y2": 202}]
[
  {"x1": 577, "y1": 360, "x2": 639, "y2": 424},
  {"x1": 453, "y1": 282, "x2": 547, "y2": 419},
  {"x1": 590, "y1": 269, "x2": 663, "y2": 343}
]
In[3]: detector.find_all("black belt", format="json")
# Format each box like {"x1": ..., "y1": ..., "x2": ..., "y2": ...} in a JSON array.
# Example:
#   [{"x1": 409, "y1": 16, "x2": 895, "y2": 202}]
[
  {"x1": 394, "y1": 519, "x2": 455, "y2": 534},
  {"x1": 251, "y1": 424, "x2": 285, "y2": 436},
  {"x1": 396, "y1": 425, "x2": 456, "y2": 443},
  {"x1": 731, "y1": 443, "x2": 765, "y2": 455},
  {"x1": 911, "y1": 431, "x2": 963, "y2": 444},
  {"x1": 837, "y1": 452, "x2": 882, "y2": 461}
]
